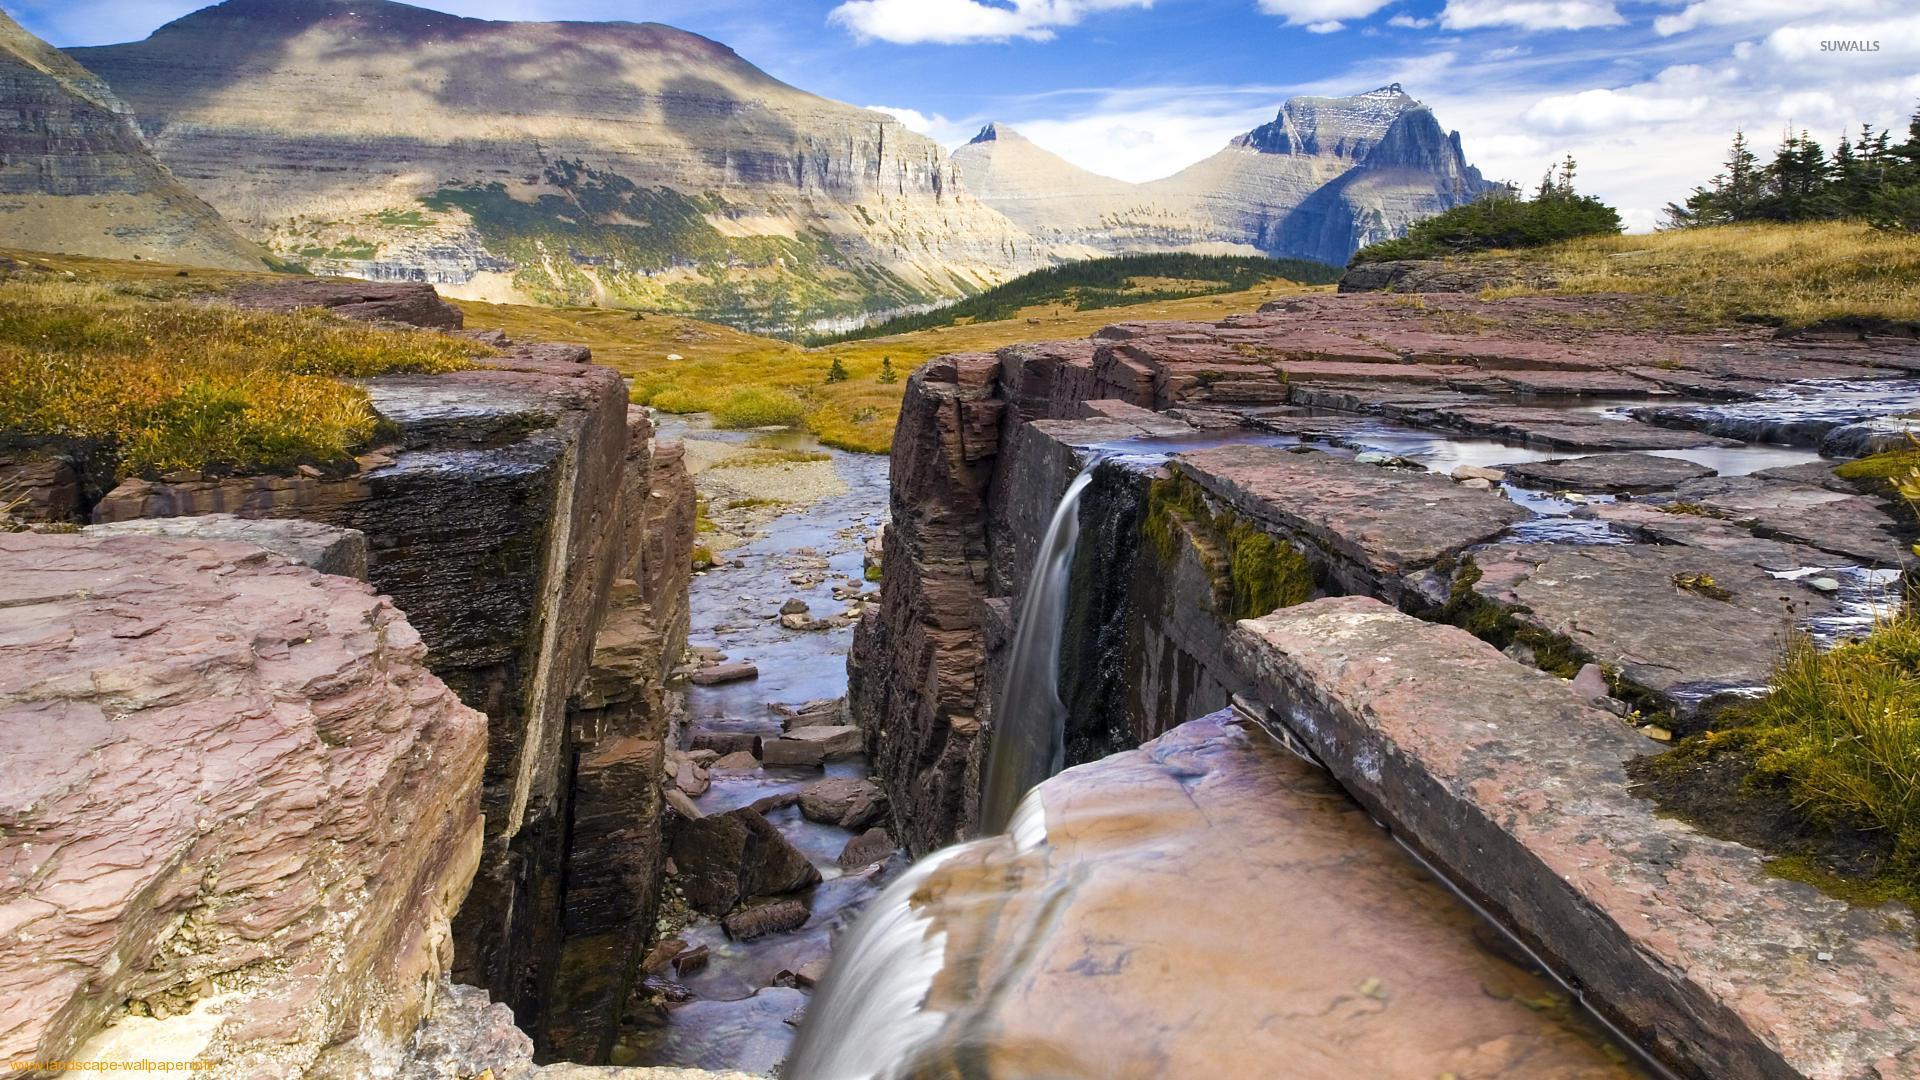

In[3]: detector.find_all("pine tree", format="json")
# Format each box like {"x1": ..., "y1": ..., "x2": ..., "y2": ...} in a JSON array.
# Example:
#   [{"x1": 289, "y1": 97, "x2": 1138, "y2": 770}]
[
  {"x1": 825, "y1": 357, "x2": 849, "y2": 383},
  {"x1": 877, "y1": 356, "x2": 898, "y2": 384}
]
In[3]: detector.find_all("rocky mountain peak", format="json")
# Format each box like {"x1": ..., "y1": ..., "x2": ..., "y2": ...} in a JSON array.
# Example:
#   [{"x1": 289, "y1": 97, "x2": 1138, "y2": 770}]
[{"x1": 970, "y1": 122, "x2": 1012, "y2": 144}]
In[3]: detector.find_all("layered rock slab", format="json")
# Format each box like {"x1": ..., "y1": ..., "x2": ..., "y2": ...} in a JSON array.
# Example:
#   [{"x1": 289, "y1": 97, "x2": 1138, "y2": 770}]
[
  {"x1": 1227, "y1": 597, "x2": 1920, "y2": 1080},
  {"x1": 0, "y1": 532, "x2": 487, "y2": 1076},
  {"x1": 1460, "y1": 542, "x2": 1834, "y2": 715}
]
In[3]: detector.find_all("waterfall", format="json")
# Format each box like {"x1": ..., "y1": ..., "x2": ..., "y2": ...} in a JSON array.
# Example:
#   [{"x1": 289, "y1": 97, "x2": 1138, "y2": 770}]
[
  {"x1": 786, "y1": 463, "x2": 1096, "y2": 1077},
  {"x1": 978, "y1": 461, "x2": 1098, "y2": 836}
]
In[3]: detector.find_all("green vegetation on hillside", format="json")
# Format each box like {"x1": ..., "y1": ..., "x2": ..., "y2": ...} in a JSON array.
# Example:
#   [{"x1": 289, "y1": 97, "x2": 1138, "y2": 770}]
[
  {"x1": 424, "y1": 160, "x2": 936, "y2": 332},
  {"x1": 1352, "y1": 157, "x2": 1621, "y2": 264},
  {"x1": 806, "y1": 253, "x2": 1339, "y2": 345},
  {"x1": 0, "y1": 272, "x2": 482, "y2": 478},
  {"x1": 1664, "y1": 113, "x2": 1920, "y2": 232}
]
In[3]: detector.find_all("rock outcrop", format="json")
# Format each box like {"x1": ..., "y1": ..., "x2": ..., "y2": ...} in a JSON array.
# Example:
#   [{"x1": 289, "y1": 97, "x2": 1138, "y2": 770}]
[
  {"x1": 854, "y1": 287, "x2": 1920, "y2": 848},
  {"x1": 0, "y1": 532, "x2": 487, "y2": 1076},
  {"x1": 72, "y1": 286, "x2": 697, "y2": 1063},
  {"x1": 951, "y1": 85, "x2": 1497, "y2": 267},
  {"x1": 71, "y1": 0, "x2": 1045, "y2": 330},
  {"x1": 0, "y1": 11, "x2": 266, "y2": 268}
]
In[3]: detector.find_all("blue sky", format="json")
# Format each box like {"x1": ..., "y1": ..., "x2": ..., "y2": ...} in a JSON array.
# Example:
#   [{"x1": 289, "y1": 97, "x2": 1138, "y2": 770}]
[{"x1": 14, "y1": 0, "x2": 1920, "y2": 230}]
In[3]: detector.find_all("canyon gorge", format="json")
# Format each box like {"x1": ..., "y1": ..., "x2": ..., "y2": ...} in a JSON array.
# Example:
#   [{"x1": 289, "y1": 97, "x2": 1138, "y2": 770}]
[{"x1": 6, "y1": 253, "x2": 1920, "y2": 1077}]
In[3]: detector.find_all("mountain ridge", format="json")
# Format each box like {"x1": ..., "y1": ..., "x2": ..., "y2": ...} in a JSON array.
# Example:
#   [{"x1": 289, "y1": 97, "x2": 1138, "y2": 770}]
[
  {"x1": 70, "y1": 0, "x2": 1046, "y2": 331},
  {"x1": 0, "y1": 10, "x2": 270, "y2": 270},
  {"x1": 952, "y1": 84, "x2": 1497, "y2": 266}
]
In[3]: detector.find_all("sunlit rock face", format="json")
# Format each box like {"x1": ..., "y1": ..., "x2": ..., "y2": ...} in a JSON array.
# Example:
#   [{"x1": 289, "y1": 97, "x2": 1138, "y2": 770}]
[
  {"x1": 71, "y1": 0, "x2": 1046, "y2": 330},
  {"x1": 790, "y1": 713, "x2": 1638, "y2": 1080},
  {"x1": 0, "y1": 532, "x2": 487, "y2": 1077},
  {"x1": 951, "y1": 85, "x2": 1497, "y2": 266},
  {"x1": 0, "y1": 11, "x2": 266, "y2": 268}
]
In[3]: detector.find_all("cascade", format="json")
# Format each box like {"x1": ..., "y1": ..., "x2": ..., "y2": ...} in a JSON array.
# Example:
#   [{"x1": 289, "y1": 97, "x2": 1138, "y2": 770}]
[{"x1": 978, "y1": 462, "x2": 1098, "y2": 835}]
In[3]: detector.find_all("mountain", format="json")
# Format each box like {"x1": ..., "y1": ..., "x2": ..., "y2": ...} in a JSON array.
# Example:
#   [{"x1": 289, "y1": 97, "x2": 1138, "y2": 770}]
[
  {"x1": 0, "y1": 11, "x2": 268, "y2": 269},
  {"x1": 951, "y1": 85, "x2": 1499, "y2": 266},
  {"x1": 70, "y1": 0, "x2": 1046, "y2": 331}
]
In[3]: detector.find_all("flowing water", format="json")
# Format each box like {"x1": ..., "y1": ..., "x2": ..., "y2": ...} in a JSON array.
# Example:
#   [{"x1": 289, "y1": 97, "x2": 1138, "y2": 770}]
[
  {"x1": 977, "y1": 463, "x2": 1099, "y2": 835},
  {"x1": 789, "y1": 713, "x2": 1648, "y2": 1080}
]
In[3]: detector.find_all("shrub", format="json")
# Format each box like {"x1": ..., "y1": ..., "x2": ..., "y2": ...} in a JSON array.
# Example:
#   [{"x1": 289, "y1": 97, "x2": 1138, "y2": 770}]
[{"x1": 709, "y1": 386, "x2": 807, "y2": 428}]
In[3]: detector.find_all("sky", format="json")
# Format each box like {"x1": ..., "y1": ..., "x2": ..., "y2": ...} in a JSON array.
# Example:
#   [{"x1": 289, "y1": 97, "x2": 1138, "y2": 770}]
[{"x1": 14, "y1": 0, "x2": 1920, "y2": 232}]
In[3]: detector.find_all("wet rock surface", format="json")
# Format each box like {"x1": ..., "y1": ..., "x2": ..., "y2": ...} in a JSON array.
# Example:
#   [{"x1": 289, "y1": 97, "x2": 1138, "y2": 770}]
[
  {"x1": 0, "y1": 533, "x2": 487, "y2": 1076},
  {"x1": 1228, "y1": 599, "x2": 1920, "y2": 1080},
  {"x1": 790, "y1": 713, "x2": 1641, "y2": 1080},
  {"x1": 1502, "y1": 452, "x2": 1717, "y2": 494}
]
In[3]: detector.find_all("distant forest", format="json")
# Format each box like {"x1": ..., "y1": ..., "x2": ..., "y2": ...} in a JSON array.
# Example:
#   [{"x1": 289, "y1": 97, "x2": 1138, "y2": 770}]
[
  {"x1": 806, "y1": 253, "x2": 1341, "y2": 345},
  {"x1": 1665, "y1": 111, "x2": 1920, "y2": 231}
]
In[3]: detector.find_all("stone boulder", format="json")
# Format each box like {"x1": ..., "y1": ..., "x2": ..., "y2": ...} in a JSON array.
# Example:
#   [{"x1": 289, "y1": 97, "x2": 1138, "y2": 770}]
[
  {"x1": 668, "y1": 808, "x2": 821, "y2": 916},
  {"x1": 222, "y1": 279, "x2": 465, "y2": 330},
  {"x1": 797, "y1": 778, "x2": 887, "y2": 830},
  {"x1": 0, "y1": 533, "x2": 487, "y2": 1076},
  {"x1": 761, "y1": 725, "x2": 863, "y2": 766}
]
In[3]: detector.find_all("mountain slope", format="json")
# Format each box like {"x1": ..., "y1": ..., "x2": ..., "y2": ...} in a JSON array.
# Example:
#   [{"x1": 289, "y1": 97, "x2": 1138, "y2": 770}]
[
  {"x1": 71, "y1": 0, "x2": 1045, "y2": 331},
  {"x1": 0, "y1": 11, "x2": 269, "y2": 270},
  {"x1": 952, "y1": 85, "x2": 1498, "y2": 266}
]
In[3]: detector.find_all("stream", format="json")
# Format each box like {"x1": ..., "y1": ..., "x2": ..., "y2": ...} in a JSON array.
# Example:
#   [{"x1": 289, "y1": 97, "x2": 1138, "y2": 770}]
[{"x1": 620, "y1": 422, "x2": 898, "y2": 1072}]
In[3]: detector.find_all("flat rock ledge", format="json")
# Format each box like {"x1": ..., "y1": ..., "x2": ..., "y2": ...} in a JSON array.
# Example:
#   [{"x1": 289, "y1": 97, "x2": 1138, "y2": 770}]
[
  {"x1": 1227, "y1": 597, "x2": 1920, "y2": 1080},
  {"x1": 0, "y1": 533, "x2": 489, "y2": 1077},
  {"x1": 82, "y1": 513, "x2": 369, "y2": 578}
]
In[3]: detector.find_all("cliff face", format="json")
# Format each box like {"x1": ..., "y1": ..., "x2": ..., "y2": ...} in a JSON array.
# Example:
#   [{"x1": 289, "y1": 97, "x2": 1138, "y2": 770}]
[
  {"x1": 70, "y1": 0, "x2": 1045, "y2": 330},
  {"x1": 950, "y1": 85, "x2": 1497, "y2": 266},
  {"x1": 77, "y1": 284, "x2": 695, "y2": 1063},
  {"x1": 0, "y1": 532, "x2": 487, "y2": 1076},
  {"x1": 0, "y1": 12, "x2": 266, "y2": 268}
]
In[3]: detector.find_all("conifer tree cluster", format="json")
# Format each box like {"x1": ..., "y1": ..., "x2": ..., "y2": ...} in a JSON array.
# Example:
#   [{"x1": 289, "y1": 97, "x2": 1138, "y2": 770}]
[
  {"x1": 1351, "y1": 155, "x2": 1621, "y2": 263},
  {"x1": 1663, "y1": 111, "x2": 1920, "y2": 231}
]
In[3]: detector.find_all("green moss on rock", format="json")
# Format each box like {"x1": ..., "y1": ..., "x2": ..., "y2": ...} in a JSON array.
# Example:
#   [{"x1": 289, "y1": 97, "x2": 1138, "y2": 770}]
[{"x1": 1143, "y1": 471, "x2": 1317, "y2": 621}]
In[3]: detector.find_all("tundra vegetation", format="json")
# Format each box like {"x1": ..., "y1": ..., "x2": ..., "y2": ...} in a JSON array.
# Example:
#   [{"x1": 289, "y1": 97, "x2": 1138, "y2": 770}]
[{"x1": 0, "y1": 264, "x2": 481, "y2": 478}]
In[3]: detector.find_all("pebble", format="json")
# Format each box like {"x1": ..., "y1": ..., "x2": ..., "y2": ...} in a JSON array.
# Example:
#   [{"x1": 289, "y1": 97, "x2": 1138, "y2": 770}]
[{"x1": 1807, "y1": 577, "x2": 1842, "y2": 593}]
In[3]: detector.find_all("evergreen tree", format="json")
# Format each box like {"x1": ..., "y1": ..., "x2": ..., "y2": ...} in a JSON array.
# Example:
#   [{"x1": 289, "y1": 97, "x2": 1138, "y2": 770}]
[
  {"x1": 1666, "y1": 110, "x2": 1920, "y2": 230},
  {"x1": 877, "y1": 356, "x2": 898, "y2": 384},
  {"x1": 825, "y1": 357, "x2": 849, "y2": 383}
]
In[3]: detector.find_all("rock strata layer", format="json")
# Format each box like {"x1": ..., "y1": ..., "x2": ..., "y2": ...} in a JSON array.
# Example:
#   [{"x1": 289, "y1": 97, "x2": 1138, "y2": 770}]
[
  {"x1": 0, "y1": 11, "x2": 266, "y2": 267},
  {"x1": 0, "y1": 533, "x2": 487, "y2": 1076}
]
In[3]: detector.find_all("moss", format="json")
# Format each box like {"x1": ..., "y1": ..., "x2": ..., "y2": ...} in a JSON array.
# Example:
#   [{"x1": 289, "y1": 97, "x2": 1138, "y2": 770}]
[
  {"x1": 1437, "y1": 557, "x2": 1587, "y2": 679},
  {"x1": 1658, "y1": 501, "x2": 1730, "y2": 519},
  {"x1": 1143, "y1": 471, "x2": 1317, "y2": 620},
  {"x1": 1672, "y1": 571, "x2": 1733, "y2": 601},
  {"x1": 1834, "y1": 448, "x2": 1920, "y2": 483},
  {"x1": 864, "y1": 563, "x2": 883, "y2": 583}
]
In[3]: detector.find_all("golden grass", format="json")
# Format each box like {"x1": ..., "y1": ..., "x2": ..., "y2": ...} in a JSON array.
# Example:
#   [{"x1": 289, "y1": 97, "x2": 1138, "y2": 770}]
[
  {"x1": 456, "y1": 281, "x2": 1320, "y2": 453},
  {"x1": 1479, "y1": 221, "x2": 1920, "y2": 329},
  {"x1": 0, "y1": 275, "x2": 482, "y2": 477}
]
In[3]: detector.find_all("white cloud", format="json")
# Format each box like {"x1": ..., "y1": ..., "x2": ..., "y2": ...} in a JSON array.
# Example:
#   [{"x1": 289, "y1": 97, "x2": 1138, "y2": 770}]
[
  {"x1": 828, "y1": 0, "x2": 1151, "y2": 44},
  {"x1": 863, "y1": 104, "x2": 980, "y2": 147},
  {"x1": 1653, "y1": 0, "x2": 1899, "y2": 38},
  {"x1": 1256, "y1": 0, "x2": 1397, "y2": 28},
  {"x1": 1523, "y1": 87, "x2": 1711, "y2": 132},
  {"x1": 1439, "y1": 0, "x2": 1624, "y2": 32},
  {"x1": 1387, "y1": 14, "x2": 1433, "y2": 27}
]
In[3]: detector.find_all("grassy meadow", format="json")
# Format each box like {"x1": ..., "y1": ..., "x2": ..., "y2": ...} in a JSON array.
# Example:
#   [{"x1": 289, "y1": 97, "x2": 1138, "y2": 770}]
[
  {"x1": 457, "y1": 278, "x2": 1322, "y2": 453},
  {"x1": 1476, "y1": 221, "x2": 1920, "y2": 329},
  {"x1": 0, "y1": 253, "x2": 483, "y2": 478}
]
